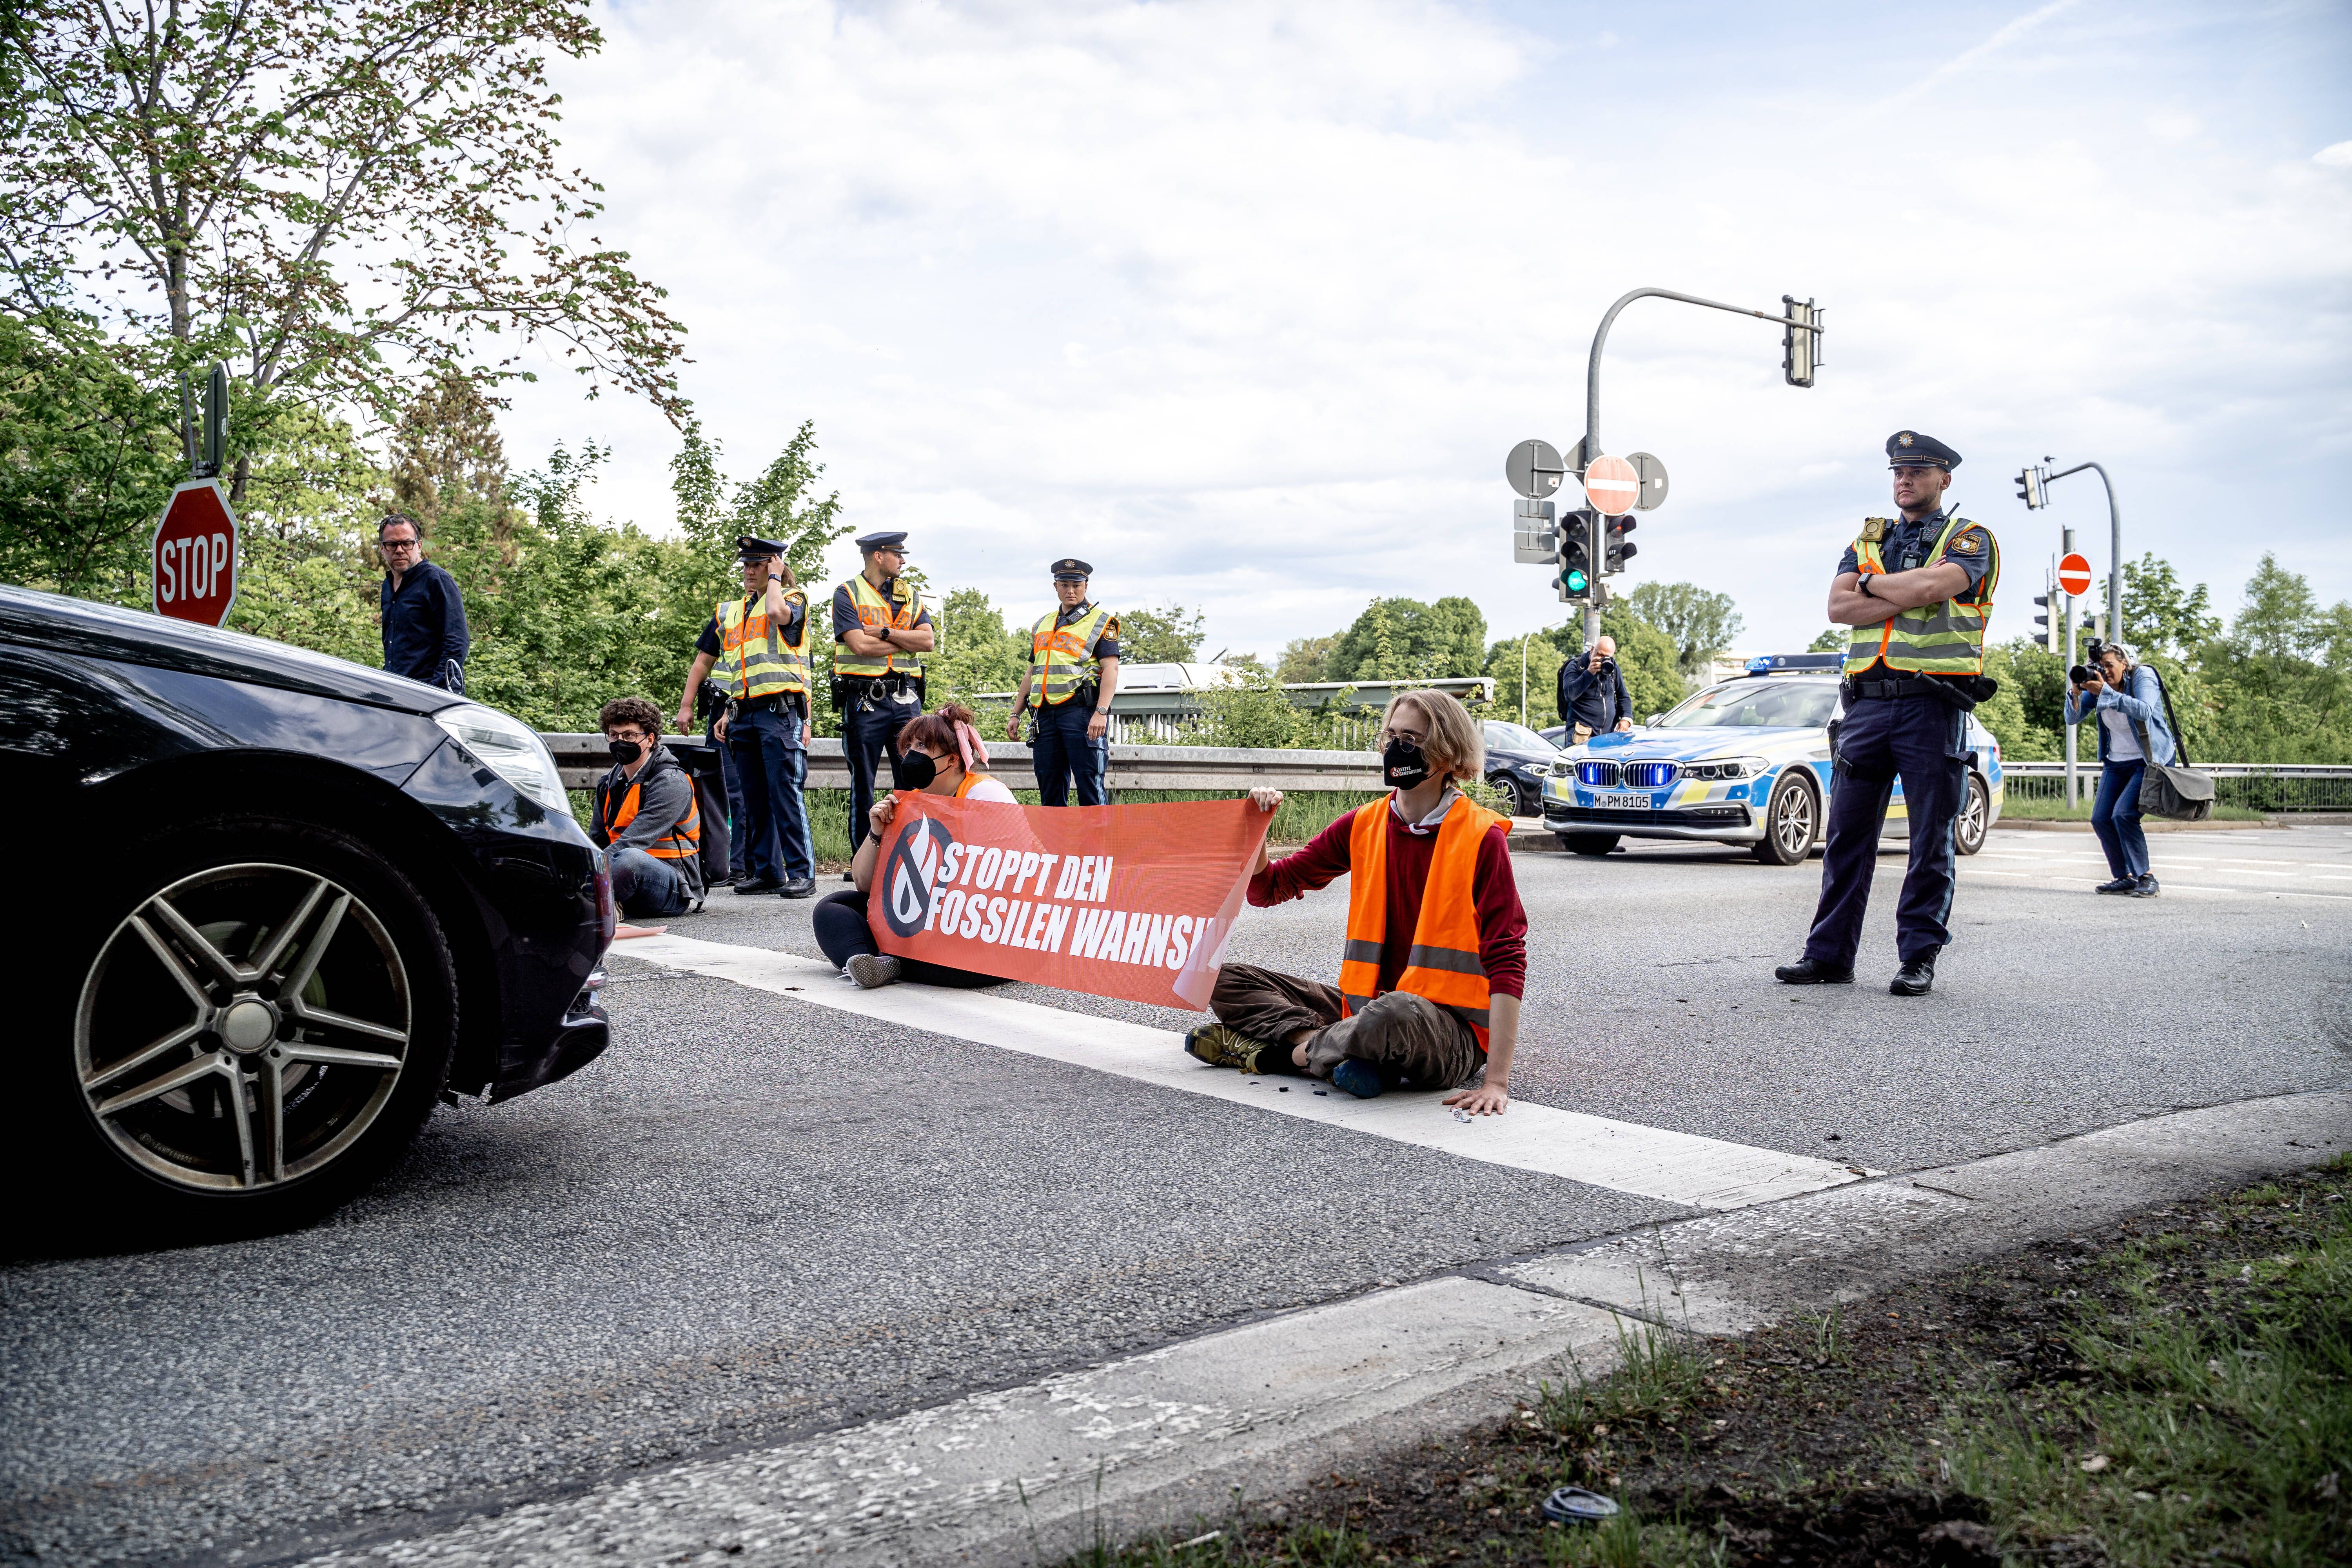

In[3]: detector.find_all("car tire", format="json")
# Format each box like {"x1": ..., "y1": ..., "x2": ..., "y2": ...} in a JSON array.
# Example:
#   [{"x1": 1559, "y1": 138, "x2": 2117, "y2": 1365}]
[
  {"x1": 1561, "y1": 834, "x2": 1621, "y2": 856},
  {"x1": 1491, "y1": 775, "x2": 1535, "y2": 818},
  {"x1": 1752, "y1": 771, "x2": 1819, "y2": 865},
  {"x1": 1956, "y1": 771, "x2": 1989, "y2": 857},
  {"x1": 38, "y1": 813, "x2": 457, "y2": 1243}
]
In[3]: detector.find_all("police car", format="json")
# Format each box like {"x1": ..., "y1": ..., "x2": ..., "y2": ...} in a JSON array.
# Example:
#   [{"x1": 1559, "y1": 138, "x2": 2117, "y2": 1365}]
[{"x1": 1539, "y1": 653, "x2": 2004, "y2": 864}]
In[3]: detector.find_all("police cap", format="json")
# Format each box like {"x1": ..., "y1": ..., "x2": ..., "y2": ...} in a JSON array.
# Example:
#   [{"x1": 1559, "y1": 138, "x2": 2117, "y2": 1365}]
[
  {"x1": 855, "y1": 530, "x2": 909, "y2": 554},
  {"x1": 735, "y1": 534, "x2": 788, "y2": 561},
  {"x1": 1886, "y1": 431, "x2": 1962, "y2": 471},
  {"x1": 1051, "y1": 558, "x2": 1092, "y2": 581}
]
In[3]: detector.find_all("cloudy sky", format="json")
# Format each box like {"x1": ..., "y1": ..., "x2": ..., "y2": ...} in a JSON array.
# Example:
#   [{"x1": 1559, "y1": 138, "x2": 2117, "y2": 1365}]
[{"x1": 495, "y1": 0, "x2": 2352, "y2": 662}]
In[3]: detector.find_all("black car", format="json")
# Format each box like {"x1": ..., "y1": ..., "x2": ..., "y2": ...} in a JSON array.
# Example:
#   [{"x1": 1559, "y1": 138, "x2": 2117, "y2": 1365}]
[
  {"x1": 7, "y1": 586, "x2": 613, "y2": 1236},
  {"x1": 1481, "y1": 719, "x2": 1564, "y2": 817}
]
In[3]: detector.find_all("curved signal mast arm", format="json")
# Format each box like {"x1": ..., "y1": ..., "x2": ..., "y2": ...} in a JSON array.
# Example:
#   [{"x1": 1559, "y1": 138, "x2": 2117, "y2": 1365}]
[{"x1": 1584, "y1": 288, "x2": 1822, "y2": 461}]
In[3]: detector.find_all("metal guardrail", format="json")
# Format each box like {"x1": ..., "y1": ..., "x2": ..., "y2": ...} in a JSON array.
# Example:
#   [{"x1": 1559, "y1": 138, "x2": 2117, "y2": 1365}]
[
  {"x1": 2000, "y1": 762, "x2": 2352, "y2": 812},
  {"x1": 543, "y1": 734, "x2": 1383, "y2": 794}
]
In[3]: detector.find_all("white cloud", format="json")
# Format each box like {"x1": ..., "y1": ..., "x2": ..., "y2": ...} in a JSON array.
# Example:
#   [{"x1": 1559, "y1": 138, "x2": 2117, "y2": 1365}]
[
  {"x1": 2318, "y1": 140, "x2": 2352, "y2": 168},
  {"x1": 493, "y1": 0, "x2": 2352, "y2": 662}
]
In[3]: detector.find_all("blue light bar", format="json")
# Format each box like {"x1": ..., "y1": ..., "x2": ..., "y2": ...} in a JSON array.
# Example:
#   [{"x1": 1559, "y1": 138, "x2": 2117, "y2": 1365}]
[{"x1": 1744, "y1": 653, "x2": 1845, "y2": 675}]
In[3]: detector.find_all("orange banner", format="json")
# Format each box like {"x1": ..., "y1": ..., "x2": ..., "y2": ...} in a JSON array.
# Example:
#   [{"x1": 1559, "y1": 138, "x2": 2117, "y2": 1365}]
[{"x1": 865, "y1": 796, "x2": 1272, "y2": 1008}]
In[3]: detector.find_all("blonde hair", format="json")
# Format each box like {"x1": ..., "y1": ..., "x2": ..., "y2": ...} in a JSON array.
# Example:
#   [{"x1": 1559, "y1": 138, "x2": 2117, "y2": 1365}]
[{"x1": 1380, "y1": 689, "x2": 1483, "y2": 782}]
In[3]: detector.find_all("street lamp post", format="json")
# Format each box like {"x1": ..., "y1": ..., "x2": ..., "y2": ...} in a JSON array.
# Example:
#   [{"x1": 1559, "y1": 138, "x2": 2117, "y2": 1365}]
[{"x1": 2042, "y1": 460, "x2": 2123, "y2": 639}]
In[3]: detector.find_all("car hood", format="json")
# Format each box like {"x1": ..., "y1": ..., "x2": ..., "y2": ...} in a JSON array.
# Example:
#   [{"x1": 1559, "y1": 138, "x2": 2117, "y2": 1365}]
[
  {"x1": 0, "y1": 585, "x2": 470, "y2": 716},
  {"x1": 1572, "y1": 725, "x2": 1818, "y2": 761}
]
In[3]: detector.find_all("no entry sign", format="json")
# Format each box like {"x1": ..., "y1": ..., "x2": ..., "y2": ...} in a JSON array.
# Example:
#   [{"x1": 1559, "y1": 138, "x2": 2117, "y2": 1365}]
[
  {"x1": 1581, "y1": 454, "x2": 1641, "y2": 517},
  {"x1": 2058, "y1": 552, "x2": 2093, "y2": 597},
  {"x1": 153, "y1": 479, "x2": 240, "y2": 626}
]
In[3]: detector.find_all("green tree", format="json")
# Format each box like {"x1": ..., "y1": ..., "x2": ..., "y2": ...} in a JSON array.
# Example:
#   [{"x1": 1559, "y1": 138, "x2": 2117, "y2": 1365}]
[
  {"x1": 1327, "y1": 595, "x2": 1488, "y2": 682},
  {"x1": 1622, "y1": 581, "x2": 1744, "y2": 675},
  {"x1": 1190, "y1": 664, "x2": 1308, "y2": 749},
  {"x1": 2, "y1": 0, "x2": 689, "y2": 513},
  {"x1": 1808, "y1": 628, "x2": 1846, "y2": 653},
  {"x1": 1274, "y1": 634, "x2": 1337, "y2": 684},
  {"x1": 926, "y1": 588, "x2": 1031, "y2": 713},
  {"x1": 1119, "y1": 603, "x2": 1207, "y2": 663},
  {"x1": 1484, "y1": 632, "x2": 1567, "y2": 728},
  {"x1": 2120, "y1": 552, "x2": 2220, "y2": 659},
  {"x1": 1976, "y1": 640, "x2": 2058, "y2": 761},
  {"x1": 223, "y1": 400, "x2": 387, "y2": 666},
  {"x1": 2233, "y1": 554, "x2": 2321, "y2": 661}
]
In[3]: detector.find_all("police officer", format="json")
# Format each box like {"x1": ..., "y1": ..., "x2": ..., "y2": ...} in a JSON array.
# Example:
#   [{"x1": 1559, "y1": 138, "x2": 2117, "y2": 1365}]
[
  {"x1": 831, "y1": 530, "x2": 933, "y2": 861},
  {"x1": 1775, "y1": 432, "x2": 1998, "y2": 996},
  {"x1": 677, "y1": 535, "x2": 817, "y2": 897},
  {"x1": 1008, "y1": 558, "x2": 1121, "y2": 806}
]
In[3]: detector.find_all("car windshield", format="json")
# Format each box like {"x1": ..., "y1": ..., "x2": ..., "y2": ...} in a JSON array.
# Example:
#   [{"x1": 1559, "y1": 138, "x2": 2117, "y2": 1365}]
[
  {"x1": 1485, "y1": 722, "x2": 1553, "y2": 751},
  {"x1": 1657, "y1": 680, "x2": 1840, "y2": 730}
]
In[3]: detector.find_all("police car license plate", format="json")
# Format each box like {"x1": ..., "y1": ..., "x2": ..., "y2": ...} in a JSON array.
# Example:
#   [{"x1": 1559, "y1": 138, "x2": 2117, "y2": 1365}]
[{"x1": 1595, "y1": 791, "x2": 1653, "y2": 809}]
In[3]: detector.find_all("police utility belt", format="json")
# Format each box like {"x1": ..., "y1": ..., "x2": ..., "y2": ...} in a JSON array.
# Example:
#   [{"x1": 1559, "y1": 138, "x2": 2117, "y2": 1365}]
[
  {"x1": 831, "y1": 670, "x2": 924, "y2": 713},
  {"x1": 1840, "y1": 672, "x2": 1998, "y2": 711},
  {"x1": 728, "y1": 691, "x2": 806, "y2": 718}
]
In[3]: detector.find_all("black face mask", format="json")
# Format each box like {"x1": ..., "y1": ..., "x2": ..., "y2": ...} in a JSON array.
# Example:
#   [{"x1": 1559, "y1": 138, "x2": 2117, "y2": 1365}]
[
  {"x1": 1382, "y1": 736, "x2": 1431, "y2": 790},
  {"x1": 608, "y1": 738, "x2": 644, "y2": 765},
  {"x1": 893, "y1": 749, "x2": 938, "y2": 790}
]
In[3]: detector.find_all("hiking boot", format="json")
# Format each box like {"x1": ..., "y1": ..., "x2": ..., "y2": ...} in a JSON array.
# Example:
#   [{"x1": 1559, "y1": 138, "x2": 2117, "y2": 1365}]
[
  {"x1": 846, "y1": 953, "x2": 902, "y2": 989},
  {"x1": 2132, "y1": 874, "x2": 2161, "y2": 897},
  {"x1": 1185, "y1": 1023, "x2": 1278, "y2": 1072},
  {"x1": 2095, "y1": 876, "x2": 2137, "y2": 894},
  {"x1": 1331, "y1": 1059, "x2": 1385, "y2": 1099},
  {"x1": 1774, "y1": 956, "x2": 1854, "y2": 984}
]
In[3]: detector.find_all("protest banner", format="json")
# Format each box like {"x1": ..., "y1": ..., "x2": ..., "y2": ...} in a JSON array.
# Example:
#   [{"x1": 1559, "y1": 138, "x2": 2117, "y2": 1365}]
[{"x1": 865, "y1": 796, "x2": 1272, "y2": 1009}]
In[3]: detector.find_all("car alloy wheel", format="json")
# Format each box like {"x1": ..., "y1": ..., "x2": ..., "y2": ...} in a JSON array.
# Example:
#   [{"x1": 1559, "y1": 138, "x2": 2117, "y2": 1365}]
[
  {"x1": 1956, "y1": 773, "x2": 1989, "y2": 856},
  {"x1": 1754, "y1": 773, "x2": 1818, "y2": 865},
  {"x1": 74, "y1": 863, "x2": 412, "y2": 1192}
]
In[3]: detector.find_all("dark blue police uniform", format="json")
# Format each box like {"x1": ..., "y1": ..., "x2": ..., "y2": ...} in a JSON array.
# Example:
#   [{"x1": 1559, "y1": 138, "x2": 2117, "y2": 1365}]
[
  {"x1": 1782, "y1": 432, "x2": 1996, "y2": 996},
  {"x1": 704, "y1": 535, "x2": 815, "y2": 893},
  {"x1": 832, "y1": 531, "x2": 929, "y2": 857},
  {"x1": 1027, "y1": 559, "x2": 1120, "y2": 808}
]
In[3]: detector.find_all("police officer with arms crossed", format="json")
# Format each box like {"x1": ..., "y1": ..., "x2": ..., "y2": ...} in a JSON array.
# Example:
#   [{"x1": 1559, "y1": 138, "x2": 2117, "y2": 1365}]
[
  {"x1": 833, "y1": 530, "x2": 934, "y2": 864},
  {"x1": 676, "y1": 535, "x2": 817, "y2": 898},
  {"x1": 1007, "y1": 558, "x2": 1122, "y2": 806},
  {"x1": 1775, "y1": 431, "x2": 1999, "y2": 997}
]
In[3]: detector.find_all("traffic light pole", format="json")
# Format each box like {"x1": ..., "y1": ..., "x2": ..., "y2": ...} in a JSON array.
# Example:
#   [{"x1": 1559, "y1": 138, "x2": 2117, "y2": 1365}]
[
  {"x1": 2043, "y1": 461, "x2": 2122, "y2": 639},
  {"x1": 1581, "y1": 286, "x2": 1822, "y2": 645},
  {"x1": 2062, "y1": 524, "x2": 2079, "y2": 809}
]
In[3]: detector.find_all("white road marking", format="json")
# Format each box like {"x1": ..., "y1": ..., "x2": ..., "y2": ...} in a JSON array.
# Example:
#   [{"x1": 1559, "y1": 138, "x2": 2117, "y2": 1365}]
[{"x1": 620, "y1": 933, "x2": 1870, "y2": 1211}]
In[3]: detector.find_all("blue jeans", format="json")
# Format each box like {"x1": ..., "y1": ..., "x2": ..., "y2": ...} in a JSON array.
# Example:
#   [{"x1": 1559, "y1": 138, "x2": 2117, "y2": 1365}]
[
  {"x1": 1031, "y1": 700, "x2": 1107, "y2": 806},
  {"x1": 607, "y1": 847, "x2": 689, "y2": 918},
  {"x1": 2092, "y1": 759, "x2": 2150, "y2": 879},
  {"x1": 729, "y1": 704, "x2": 813, "y2": 883}
]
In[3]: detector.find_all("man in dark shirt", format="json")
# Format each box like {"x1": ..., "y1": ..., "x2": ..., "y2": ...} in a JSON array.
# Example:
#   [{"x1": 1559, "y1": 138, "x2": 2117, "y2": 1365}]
[
  {"x1": 1556, "y1": 635, "x2": 1634, "y2": 743},
  {"x1": 377, "y1": 513, "x2": 469, "y2": 691}
]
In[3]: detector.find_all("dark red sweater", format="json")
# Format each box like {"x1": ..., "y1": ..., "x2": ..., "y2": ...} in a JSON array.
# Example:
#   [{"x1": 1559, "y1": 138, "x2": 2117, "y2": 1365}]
[{"x1": 1248, "y1": 802, "x2": 1527, "y2": 1000}]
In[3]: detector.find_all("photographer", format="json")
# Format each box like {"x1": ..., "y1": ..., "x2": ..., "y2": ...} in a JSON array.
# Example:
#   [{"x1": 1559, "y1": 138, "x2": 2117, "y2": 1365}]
[
  {"x1": 813, "y1": 704, "x2": 1014, "y2": 989},
  {"x1": 590, "y1": 698, "x2": 704, "y2": 918},
  {"x1": 2065, "y1": 640, "x2": 2175, "y2": 898},
  {"x1": 1556, "y1": 635, "x2": 1634, "y2": 744}
]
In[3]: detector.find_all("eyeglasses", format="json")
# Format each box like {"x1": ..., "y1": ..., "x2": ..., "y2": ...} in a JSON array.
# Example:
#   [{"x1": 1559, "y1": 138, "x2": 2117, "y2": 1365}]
[
  {"x1": 1376, "y1": 726, "x2": 1428, "y2": 748},
  {"x1": 380, "y1": 538, "x2": 419, "y2": 552}
]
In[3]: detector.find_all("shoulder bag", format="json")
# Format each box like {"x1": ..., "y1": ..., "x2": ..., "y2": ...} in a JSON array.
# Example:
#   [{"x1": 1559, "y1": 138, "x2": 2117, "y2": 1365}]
[{"x1": 2132, "y1": 668, "x2": 2214, "y2": 822}]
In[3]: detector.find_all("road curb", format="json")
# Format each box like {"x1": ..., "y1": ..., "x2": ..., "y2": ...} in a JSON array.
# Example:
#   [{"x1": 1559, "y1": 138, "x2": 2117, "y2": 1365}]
[{"x1": 290, "y1": 1091, "x2": 2352, "y2": 1568}]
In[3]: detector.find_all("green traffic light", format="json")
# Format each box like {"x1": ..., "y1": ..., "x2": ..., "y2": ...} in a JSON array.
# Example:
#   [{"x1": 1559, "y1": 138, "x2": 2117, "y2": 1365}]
[{"x1": 1564, "y1": 568, "x2": 1588, "y2": 593}]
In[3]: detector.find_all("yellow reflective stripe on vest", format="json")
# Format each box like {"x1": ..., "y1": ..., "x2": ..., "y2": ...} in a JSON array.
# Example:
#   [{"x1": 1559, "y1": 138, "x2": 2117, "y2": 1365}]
[
  {"x1": 1028, "y1": 603, "x2": 1110, "y2": 707},
  {"x1": 1336, "y1": 794, "x2": 1507, "y2": 1050},
  {"x1": 716, "y1": 592, "x2": 811, "y2": 699},
  {"x1": 604, "y1": 771, "x2": 702, "y2": 861},
  {"x1": 834, "y1": 574, "x2": 923, "y2": 678},
  {"x1": 1844, "y1": 516, "x2": 1999, "y2": 676}
]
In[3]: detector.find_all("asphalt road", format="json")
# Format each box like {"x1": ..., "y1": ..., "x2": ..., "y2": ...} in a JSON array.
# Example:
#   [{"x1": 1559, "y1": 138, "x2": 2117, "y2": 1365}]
[{"x1": 6, "y1": 821, "x2": 2348, "y2": 1567}]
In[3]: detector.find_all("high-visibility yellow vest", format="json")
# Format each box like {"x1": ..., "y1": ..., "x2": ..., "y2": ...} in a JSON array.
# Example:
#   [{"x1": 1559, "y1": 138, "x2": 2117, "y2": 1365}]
[
  {"x1": 1337, "y1": 793, "x2": 1509, "y2": 1050},
  {"x1": 1027, "y1": 603, "x2": 1112, "y2": 708},
  {"x1": 715, "y1": 590, "x2": 811, "y2": 699},
  {"x1": 1844, "y1": 514, "x2": 2000, "y2": 677},
  {"x1": 833, "y1": 573, "x2": 924, "y2": 678}
]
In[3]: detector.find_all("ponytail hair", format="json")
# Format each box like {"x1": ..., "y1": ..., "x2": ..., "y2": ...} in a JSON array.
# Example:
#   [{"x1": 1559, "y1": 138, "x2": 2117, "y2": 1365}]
[{"x1": 895, "y1": 702, "x2": 989, "y2": 773}]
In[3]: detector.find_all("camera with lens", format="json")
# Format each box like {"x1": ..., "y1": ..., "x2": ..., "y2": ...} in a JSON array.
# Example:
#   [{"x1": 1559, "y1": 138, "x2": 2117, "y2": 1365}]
[{"x1": 2069, "y1": 639, "x2": 2110, "y2": 686}]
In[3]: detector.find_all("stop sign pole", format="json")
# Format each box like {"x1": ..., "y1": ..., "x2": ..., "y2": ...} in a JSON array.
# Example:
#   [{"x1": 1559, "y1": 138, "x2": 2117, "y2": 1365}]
[{"x1": 153, "y1": 363, "x2": 240, "y2": 628}]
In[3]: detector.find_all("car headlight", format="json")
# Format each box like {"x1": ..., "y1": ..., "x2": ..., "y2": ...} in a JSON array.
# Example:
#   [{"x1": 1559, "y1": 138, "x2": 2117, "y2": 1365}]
[
  {"x1": 1684, "y1": 756, "x2": 1769, "y2": 781},
  {"x1": 433, "y1": 703, "x2": 572, "y2": 816},
  {"x1": 1517, "y1": 760, "x2": 1549, "y2": 773}
]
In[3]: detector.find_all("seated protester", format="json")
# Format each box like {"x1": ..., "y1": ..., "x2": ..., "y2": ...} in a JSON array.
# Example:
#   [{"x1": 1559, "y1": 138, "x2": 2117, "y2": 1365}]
[
  {"x1": 813, "y1": 702, "x2": 1018, "y2": 990},
  {"x1": 1185, "y1": 689, "x2": 1526, "y2": 1113},
  {"x1": 590, "y1": 697, "x2": 705, "y2": 918}
]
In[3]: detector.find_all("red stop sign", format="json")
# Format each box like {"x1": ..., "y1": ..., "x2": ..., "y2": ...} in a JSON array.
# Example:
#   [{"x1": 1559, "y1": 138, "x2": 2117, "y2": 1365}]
[
  {"x1": 2058, "y1": 552, "x2": 2093, "y2": 597},
  {"x1": 153, "y1": 479, "x2": 240, "y2": 626}
]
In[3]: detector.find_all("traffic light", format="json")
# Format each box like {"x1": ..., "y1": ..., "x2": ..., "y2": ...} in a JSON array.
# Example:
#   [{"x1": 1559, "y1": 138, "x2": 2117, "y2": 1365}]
[
  {"x1": 1556, "y1": 510, "x2": 1596, "y2": 601},
  {"x1": 2032, "y1": 592, "x2": 2054, "y2": 650},
  {"x1": 1782, "y1": 296, "x2": 1820, "y2": 388},
  {"x1": 2015, "y1": 464, "x2": 2048, "y2": 509},
  {"x1": 1603, "y1": 514, "x2": 1637, "y2": 574}
]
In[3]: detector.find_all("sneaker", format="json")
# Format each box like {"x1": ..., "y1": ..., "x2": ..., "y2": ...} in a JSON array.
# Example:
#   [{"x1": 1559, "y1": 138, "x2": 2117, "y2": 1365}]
[
  {"x1": 2095, "y1": 876, "x2": 2137, "y2": 894},
  {"x1": 1331, "y1": 1059, "x2": 1385, "y2": 1099},
  {"x1": 846, "y1": 953, "x2": 902, "y2": 988},
  {"x1": 1184, "y1": 1023, "x2": 1277, "y2": 1071},
  {"x1": 2132, "y1": 874, "x2": 2160, "y2": 897}
]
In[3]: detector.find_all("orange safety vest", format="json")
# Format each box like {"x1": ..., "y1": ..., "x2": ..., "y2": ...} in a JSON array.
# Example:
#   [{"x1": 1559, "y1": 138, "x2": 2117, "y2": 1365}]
[
  {"x1": 953, "y1": 769, "x2": 995, "y2": 799},
  {"x1": 599, "y1": 763, "x2": 702, "y2": 860},
  {"x1": 1337, "y1": 793, "x2": 1508, "y2": 1049}
]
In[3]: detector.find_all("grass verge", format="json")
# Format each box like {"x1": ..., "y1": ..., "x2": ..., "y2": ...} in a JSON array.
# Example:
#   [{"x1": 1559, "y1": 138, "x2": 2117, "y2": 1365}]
[
  {"x1": 1059, "y1": 1154, "x2": 2351, "y2": 1566},
  {"x1": 1998, "y1": 794, "x2": 2267, "y2": 822}
]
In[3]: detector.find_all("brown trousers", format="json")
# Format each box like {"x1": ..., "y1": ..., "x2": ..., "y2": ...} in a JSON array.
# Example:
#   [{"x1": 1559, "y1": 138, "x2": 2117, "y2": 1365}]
[{"x1": 1208, "y1": 962, "x2": 1486, "y2": 1091}]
